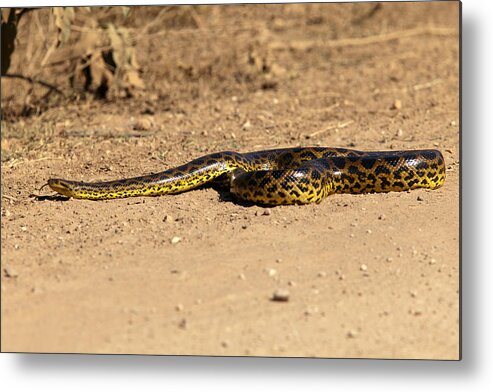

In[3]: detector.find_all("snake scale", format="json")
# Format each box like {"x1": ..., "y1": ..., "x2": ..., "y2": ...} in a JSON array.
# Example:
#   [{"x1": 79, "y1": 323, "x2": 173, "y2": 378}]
[{"x1": 47, "y1": 147, "x2": 445, "y2": 205}]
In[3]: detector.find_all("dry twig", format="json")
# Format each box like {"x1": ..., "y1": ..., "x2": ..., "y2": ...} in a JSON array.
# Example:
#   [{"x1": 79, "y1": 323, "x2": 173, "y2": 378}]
[
  {"x1": 270, "y1": 26, "x2": 456, "y2": 51},
  {"x1": 307, "y1": 120, "x2": 354, "y2": 138}
]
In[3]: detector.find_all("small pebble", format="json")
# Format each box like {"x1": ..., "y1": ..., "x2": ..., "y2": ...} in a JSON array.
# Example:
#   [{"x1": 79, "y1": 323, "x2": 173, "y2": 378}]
[
  {"x1": 175, "y1": 304, "x2": 184, "y2": 312},
  {"x1": 378, "y1": 214, "x2": 386, "y2": 220},
  {"x1": 4, "y1": 266, "x2": 18, "y2": 278},
  {"x1": 275, "y1": 258, "x2": 282, "y2": 263},
  {"x1": 21, "y1": 226, "x2": 27, "y2": 232},
  {"x1": 287, "y1": 281, "x2": 296, "y2": 287},
  {"x1": 178, "y1": 318, "x2": 187, "y2": 329},
  {"x1": 133, "y1": 117, "x2": 153, "y2": 131},
  {"x1": 271, "y1": 289, "x2": 290, "y2": 302},
  {"x1": 347, "y1": 330, "x2": 357, "y2": 338},
  {"x1": 360, "y1": 264, "x2": 368, "y2": 271},
  {"x1": 417, "y1": 195, "x2": 424, "y2": 201},
  {"x1": 304, "y1": 306, "x2": 319, "y2": 316},
  {"x1": 392, "y1": 99, "x2": 402, "y2": 110},
  {"x1": 171, "y1": 236, "x2": 181, "y2": 244},
  {"x1": 317, "y1": 271, "x2": 327, "y2": 278},
  {"x1": 31, "y1": 286, "x2": 42, "y2": 294},
  {"x1": 429, "y1": 258, "x2": 437, "y2": 265},
  {"x1": 366, "y1": 229, "x2": 372, "y2": 234},
  {"x1": 266, "y1": 268, "x2": 277, "y2": 277},
  {"x1": 386, "y1": 257, "x2": 394, "y2": 263},
  {"x1": 238, "y1": 273, "x2": 246, "y2": 280},
  {"x1": 262, "y1": 209, "x2": 272, "y2": 216},
  {"x1": 221, "y1": 341, "x2": 229, "y2": 348},
  {"x1": 163, "y1": 215, "x2": 173, "y2": 223}
]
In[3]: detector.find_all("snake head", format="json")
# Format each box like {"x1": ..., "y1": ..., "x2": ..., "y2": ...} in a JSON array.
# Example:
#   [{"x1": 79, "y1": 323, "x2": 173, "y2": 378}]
[{"x1": 47, "y1": 178, "x2": 73, "y2": 197}]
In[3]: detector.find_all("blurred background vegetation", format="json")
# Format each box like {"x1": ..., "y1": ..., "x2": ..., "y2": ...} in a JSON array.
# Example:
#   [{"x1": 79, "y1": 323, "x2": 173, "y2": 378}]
[{"x1": 2, "y1": 3, "x2": 418, "y2": 120}]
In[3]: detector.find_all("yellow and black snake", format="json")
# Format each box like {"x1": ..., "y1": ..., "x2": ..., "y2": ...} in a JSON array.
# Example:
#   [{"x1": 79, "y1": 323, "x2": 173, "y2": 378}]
[{"x1": 47, "y1": 147, "x2": 445, "y2": 205}]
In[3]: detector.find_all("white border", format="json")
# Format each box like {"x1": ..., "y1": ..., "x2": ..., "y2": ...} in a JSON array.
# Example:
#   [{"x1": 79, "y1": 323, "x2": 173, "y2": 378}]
[{"x1": 2, "y1": 0, "x2": 493, "y2": 391}]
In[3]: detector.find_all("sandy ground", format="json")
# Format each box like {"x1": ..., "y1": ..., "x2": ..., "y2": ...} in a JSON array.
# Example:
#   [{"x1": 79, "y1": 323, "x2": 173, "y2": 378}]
[{"x1": 1, "y1": 2, "x2": 459, "y2": 359}]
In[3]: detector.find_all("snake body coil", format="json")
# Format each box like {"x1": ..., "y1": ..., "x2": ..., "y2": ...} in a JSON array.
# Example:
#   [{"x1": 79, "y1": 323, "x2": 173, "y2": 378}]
[{"x1": 48, "y1": 147, "x2": 445, "y2": 205}]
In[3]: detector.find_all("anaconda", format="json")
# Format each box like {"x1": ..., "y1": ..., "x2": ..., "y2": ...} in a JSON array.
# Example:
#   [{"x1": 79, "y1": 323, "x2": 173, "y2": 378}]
[{"x1": 47, "y1": 147, "x2": 445, "y2": 205}]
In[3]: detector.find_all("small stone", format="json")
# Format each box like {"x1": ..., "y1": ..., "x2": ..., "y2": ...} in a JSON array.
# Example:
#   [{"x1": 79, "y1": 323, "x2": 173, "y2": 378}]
[
  {"x1": 287, "y1": 281, "x2": 296, "y2": 287},
  {"x1": 271, "y1": 289, "x2": 290, "y2": 302},
  {"x1": 4, "y1": 266, "x2": 18, "y2": 278},
  {"x1": 163, "y1": 215, "x2": 173, "y2": 223},
  {"x1": 450, "y1": 120, "x2": 456, "y2": 126},
  {"x1": 20, "y1": 226, "x2": 27, "y2": 232},
  {"x1": 266, "y1": 268, "x2": 277, "y2": 277},
  {"x1": 242, "y1": 120, "x2": 251, "y2": 129},
  {"x1": 360, "y1": 264, "x2": 368, "y2": 272},
  {"x1": 262, "y1": 209, "x2": 272, "y2": 216},
  {"x1": 317, "y1": 271, "x2": 327, "y2": 278},
  {"x1": 429, "y1": 258, "x2": 437, "y2": 265},
  {"x1": 386, "y1": 257, "x2": 394, "y2": 263},
  {"x1": 366, "y1": 229, "x2": 372, "y2": 234},
  {"x1": 392, "y1": 99, "x2": 402, "y2": 110},
  {"x1": 410, "y1": 291, "x2": 418, "y2": 298},
  {"x1": 304, "y1": 306, "x2": 319, "y2": 316},
  {"x1": 275, "y1": 258, "x2": 282, "y2": 263},
  {"x1": 347, "y1": 330, "x2": 357, "y2": 338},
  {"x1": 171, "y1": 236, "x2": 181, "y2": 244},
  {"x1": 241, "y1": 224, "x2": 248, "y2": 229},
  {"x1": 350, "y1": 222, "x2": 358, "y2": 227},
  {"x1": 175, "y1": 304, "x2": 184, "y2": 312},
  {"x1": 417, "y1": 196, "x2": 424, "y2": 201},
  {"x1": 133, "y1": 117, "x2": 153, "y2": 131},
  {"x1": 396, "y1": 128, "x2": 404, "y2": 137},
  {"x1": 178, "y1": 318, "x2": 187, "y2": 329},
  {"x1": 31, "y1": 286, "x2": 42, "y2": 294},
  {"x1": 378, "y1": 214, "x2": 386, "y2": 220},
  {"x1": 238, "y1": 273, "x2": 246, "y2": 280},
  {"x1": 221, "y1": 341, "x2": 229, "y2": 348}
]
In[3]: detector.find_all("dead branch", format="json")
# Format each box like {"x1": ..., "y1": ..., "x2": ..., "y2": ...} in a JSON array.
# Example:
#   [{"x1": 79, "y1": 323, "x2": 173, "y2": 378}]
[
  {"x1": 2, "y1": 73, "x2": 64, "y2": 95},
  {"x1": 269, "y1": 26, "x2": 457, "y2": 51}
]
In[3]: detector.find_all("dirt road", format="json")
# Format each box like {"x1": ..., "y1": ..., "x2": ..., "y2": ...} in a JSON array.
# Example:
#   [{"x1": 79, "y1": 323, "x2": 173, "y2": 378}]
[{"x1": 1, "y1": 2, "x2": 459, "y2": 359}]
